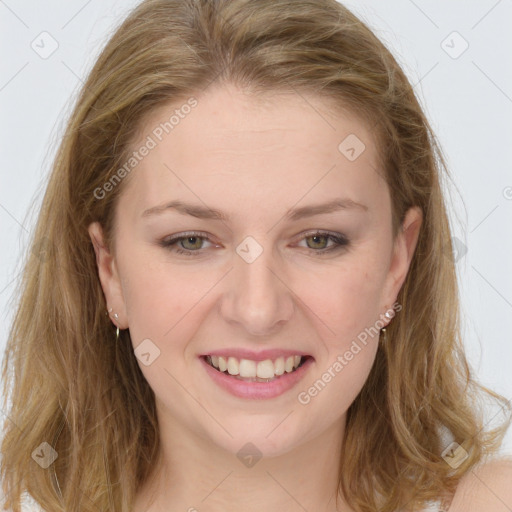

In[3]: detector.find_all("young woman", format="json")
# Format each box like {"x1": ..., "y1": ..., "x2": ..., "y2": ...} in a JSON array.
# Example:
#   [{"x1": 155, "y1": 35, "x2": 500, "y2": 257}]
[{"x1": 2, "y1": 1, "x2": 511, "y2": 511}]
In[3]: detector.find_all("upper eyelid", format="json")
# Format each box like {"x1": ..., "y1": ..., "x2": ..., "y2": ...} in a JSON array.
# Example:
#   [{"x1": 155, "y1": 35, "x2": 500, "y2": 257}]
[
  {"x1": 162, "y1": 230, "x2": 348, "y2": 249},
  {"x1": 163, "y1": 230, "x2": 345, "y2": 241}
]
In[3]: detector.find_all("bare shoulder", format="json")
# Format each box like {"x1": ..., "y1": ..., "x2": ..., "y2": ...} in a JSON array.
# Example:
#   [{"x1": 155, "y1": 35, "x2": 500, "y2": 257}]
[{"x1": 448, "y1": 457, "x2": 512, "y2": 512}]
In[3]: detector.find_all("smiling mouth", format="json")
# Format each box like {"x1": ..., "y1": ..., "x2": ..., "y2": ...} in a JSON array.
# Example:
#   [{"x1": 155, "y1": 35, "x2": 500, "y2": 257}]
[{"x1": 202, "y1": 355, "x2": 311, "y2": 382}]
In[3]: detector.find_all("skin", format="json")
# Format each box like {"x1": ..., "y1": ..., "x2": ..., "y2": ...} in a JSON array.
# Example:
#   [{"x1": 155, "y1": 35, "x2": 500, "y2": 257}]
[{"x1": 89, "y1": 82, "x2": 423, "y2": 511}]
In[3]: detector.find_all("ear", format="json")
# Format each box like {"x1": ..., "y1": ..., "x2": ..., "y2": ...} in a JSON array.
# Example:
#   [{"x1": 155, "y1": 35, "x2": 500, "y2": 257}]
[
  {"x1": 88, "y1": 222, "x2": 128, "y2": 329},
  {"x1": 380, "y1": 206, "x2": 423, "y2": 321}
]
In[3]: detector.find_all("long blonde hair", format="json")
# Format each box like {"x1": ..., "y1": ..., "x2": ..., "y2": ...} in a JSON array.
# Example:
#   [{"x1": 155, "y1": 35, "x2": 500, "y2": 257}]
[{"x1": 2, "y1": 1, "x2": 510, "y2": 511}]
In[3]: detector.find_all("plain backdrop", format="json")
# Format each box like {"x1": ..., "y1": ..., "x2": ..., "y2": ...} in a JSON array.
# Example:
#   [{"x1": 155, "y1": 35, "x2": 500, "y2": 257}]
[{"x1": 1, "y1": 0, "x2": 511, "y2": 457}]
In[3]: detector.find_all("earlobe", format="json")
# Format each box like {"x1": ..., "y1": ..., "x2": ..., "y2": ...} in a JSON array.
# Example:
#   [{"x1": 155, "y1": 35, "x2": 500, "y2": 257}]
[{"x1": 88, "y1": 222, "x2": 127, "y2": 329}]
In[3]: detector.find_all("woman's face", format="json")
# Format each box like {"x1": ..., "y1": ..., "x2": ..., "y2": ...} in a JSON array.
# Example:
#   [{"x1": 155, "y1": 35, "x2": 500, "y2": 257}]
[{"x1": 89, "y1": 83, "x2": 421, "y2": 457}]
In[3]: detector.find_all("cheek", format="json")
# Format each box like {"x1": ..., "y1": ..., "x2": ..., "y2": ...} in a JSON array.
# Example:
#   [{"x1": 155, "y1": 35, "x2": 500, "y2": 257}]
[
  {"x1": 297, "y1": 338, "x2": 379, "y2": 429},
  {"x1": 294, "y1": 251, "x2": 388, "y2": 350},
  {"x1": 117, "y1": 251, "x2": 203, "y2": 344},
  {"x1": 295, "y1": 260, "x2": 383, "y2": 417}
]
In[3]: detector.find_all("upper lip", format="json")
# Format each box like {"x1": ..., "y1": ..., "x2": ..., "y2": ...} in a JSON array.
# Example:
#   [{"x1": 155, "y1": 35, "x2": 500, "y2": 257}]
[{"x1": 201, "y1": 348, "x2": 312, "y2": 362}]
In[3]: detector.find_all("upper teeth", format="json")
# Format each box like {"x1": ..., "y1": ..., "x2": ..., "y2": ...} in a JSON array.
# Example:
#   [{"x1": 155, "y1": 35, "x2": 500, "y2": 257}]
[{"x1": 208, "y1": 355, "x2": 303, "y2": 378}]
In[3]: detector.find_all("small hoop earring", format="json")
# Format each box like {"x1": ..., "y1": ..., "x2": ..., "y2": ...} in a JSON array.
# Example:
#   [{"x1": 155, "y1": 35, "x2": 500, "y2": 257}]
[
  {"x1": 107, "y1": 308, "x2": 121, "y2": 341},
  {"x1": 380, "y1": 308, "x2": 393, "y2": 344},
  {"x1": 113, "y1": 313, "x2": 120, "y2": 341}
]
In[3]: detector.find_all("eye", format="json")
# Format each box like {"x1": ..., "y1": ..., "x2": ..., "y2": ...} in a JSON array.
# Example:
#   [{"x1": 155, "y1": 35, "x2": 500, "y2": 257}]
[
  {"x1": 296, "y1": 231, "x2": 349, "y2": 254},
  {"x1": 158, "y1": 231, "x2": 216, "y2": 256},
  {"x1": 158, "y1": 230, "x2": 349, "y2": 257}
]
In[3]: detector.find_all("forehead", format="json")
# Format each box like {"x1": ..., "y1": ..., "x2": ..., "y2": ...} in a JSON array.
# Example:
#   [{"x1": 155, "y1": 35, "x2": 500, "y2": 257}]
[{"x1": 118, "y1": 83, "x2": 386, "y2": 221}]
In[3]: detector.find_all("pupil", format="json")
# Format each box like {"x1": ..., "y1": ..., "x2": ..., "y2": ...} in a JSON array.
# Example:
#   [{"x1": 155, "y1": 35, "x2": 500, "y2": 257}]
[
  {"x1": 309, "y1": 235, "x2": 326, "y2": 249},
  {"x1": 184, "y1": 236, "x2": 200, "y2": 249}
]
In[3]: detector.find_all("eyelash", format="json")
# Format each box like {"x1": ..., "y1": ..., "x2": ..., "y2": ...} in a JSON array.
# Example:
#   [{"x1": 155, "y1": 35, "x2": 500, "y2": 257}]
[{"x1": 158, "y1": 230, "x2": 349, "y2": 257}]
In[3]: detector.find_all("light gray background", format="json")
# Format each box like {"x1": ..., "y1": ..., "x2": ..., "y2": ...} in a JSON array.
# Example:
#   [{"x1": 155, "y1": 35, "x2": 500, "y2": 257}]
[{"x1": 1, "y1": 0, "x2": 511, "y2": 455}]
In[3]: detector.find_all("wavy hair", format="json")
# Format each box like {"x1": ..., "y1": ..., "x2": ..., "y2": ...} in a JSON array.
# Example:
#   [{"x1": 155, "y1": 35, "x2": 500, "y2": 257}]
[{"x1": 1, "y1": 0, "x2": 510, "y2": 511}]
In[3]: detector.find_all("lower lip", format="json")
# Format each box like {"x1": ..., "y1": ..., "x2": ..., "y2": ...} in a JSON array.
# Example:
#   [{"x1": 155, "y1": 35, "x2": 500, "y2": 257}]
[{"x1": 199, "y1": 356, "x2": 314, "y2": 400}]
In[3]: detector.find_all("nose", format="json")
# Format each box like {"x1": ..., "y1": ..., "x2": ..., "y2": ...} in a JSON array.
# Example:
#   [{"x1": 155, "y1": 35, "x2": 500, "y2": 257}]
[{"x1": 219, "y1": 243, "x2": 295, "y2": 336}]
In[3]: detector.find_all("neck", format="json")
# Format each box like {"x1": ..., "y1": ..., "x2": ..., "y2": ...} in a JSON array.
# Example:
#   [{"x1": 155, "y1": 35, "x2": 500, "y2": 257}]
[{"x1": 134, "y1": 411, "x2": 351, "y2": 512}]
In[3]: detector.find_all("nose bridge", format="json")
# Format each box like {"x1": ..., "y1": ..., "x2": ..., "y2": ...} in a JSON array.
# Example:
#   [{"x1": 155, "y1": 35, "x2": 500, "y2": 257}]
[{"x1": 221, "y1": 236, "x2": 294, "y2": 334}]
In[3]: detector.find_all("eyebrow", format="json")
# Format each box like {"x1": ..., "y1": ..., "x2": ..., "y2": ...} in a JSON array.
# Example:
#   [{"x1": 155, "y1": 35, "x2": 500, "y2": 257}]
[{"x1": 141, "y1": 198, "x2": 368, "y2": 221}]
